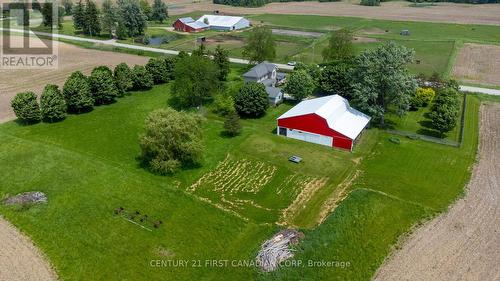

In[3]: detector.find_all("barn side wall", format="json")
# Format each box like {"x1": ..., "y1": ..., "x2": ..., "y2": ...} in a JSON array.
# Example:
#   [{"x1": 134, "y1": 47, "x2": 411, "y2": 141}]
[{"x1": 277, "y1": 113, "x2": 353, "y2": 150}]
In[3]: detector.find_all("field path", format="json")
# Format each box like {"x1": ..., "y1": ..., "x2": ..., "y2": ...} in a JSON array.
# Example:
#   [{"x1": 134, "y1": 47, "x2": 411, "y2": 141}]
[
  {"x1": 0, "y1": 217, "x2": 57, "y2": 281},
  {"x1": 374, "y1": 103, "x2": 500, "y2": 281}
]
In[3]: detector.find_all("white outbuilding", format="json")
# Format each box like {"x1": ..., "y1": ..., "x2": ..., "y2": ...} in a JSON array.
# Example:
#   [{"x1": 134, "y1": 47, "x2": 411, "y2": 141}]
[{"x1": 196, "y1": 15, "x2": 250, "y2": 31}]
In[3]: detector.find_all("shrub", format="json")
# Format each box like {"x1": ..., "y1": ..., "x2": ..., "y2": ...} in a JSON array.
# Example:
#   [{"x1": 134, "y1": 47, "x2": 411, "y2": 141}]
[
  {"x1": 114, "y1": 63, "x2": 134, "y2": 96},
  {"x1": 139, "y1": 108, "x2": 203, "y2": 175},
  {"x1": 63, "y1": 71, "x2": 94, "y2": 113},
  {"x1": 234, "y1": 82, "x2": 269, "y2": 118},
  {"x1": 90, "y1": 66, "x2": 119, "y2": 105},
  {"x1": 40, "y1": 84, "x2": 67, "y2": 122},
  {"x1": 388, "y1": 137, "x2": 400, "y2": 144},
  {"x1": 212, "y1": 92, "x2": 235, "y2": 116},
  {"x1": 132, "y1": 65, "x2": 154, "y2": 90},
  {"x1": 145, "y1": 57, "x2": 175, "y2": 84},
  {"x1": 11, "y1": 91, "x2": 41, "y2": 123},
  {"x1": 223, "y1": 111, "x2": 242, "y2": 136},
  {"x1": 411, "y1": 87, "x2": 436, "y2": 109}
]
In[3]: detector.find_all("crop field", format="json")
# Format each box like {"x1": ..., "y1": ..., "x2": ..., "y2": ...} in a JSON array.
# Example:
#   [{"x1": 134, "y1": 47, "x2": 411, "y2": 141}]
[{"x1": 452, "y1": 43, "x2": 500, "y2": 87}]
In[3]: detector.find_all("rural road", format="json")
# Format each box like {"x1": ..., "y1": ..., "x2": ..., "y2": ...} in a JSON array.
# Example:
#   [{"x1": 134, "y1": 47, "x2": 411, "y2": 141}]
[
  {"x1": 0, "y1": 28, "x2": 295, "y2": 71},
  {"x1": 459, "y1": 85, "x2": 500, "y2": 96}
]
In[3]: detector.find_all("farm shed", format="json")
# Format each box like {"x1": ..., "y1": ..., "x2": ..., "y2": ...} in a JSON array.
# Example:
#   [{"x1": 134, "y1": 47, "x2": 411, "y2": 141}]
[
  {"x1": 173, "y1": 17, "x2": 208, "y2": 32},
  {"x1": 277, "y1": 95, "x2": 371, "y2": 151},
  {"x1": 196, "y1": 15, "x2": 250, "y2": 31}
]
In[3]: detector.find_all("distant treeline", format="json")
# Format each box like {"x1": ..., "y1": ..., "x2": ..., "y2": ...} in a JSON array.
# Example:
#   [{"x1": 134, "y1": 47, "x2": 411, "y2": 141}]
[
  {"x1": 407, "y1": 0, "x2": 500, "y2": 3},
  {"x1": 213, "y1": 0, "x2": 498, "y2": 7},
  {"x1": 213, "y1": 0, "x2": 339, "y2": 8}
]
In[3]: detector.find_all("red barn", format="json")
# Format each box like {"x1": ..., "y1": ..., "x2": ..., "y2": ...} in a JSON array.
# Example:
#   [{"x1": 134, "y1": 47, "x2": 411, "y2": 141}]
[
  {"x1": 173, "y1": 17, "x2": 208, "y2": 32},
  {"x1": 277, "y1": 95, "x2": 371, "y2": 151}
]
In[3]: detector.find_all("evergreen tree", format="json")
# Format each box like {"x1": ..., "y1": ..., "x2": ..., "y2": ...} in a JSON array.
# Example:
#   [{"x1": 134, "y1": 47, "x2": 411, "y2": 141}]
[
  {"x1": 223, "y1": 111, "x2": 242, "y2": 136},
  {"x1": 213, "y1": 45, "x2": 230, "y2": 81},
  {"x1": 139, "y1": 0, "x2": 152, "y2": 20},
  {"x1": 10, "y1": 92, "x2": 42, "y2": 124},
  {"x1": 62, "y1": 0, "x2": 73, "y2": 15},
  {"x1": 89, "y1": 66, "x2": 118, "y2": 104},
  {"x1": 101, "y1": 0, "x2": 118, "y2": 37},
  {"x1": 114, "y1": 63, "x2": 134, "y2": 96},
  {"x1": 83, "y1": 0, "x2": 101, "y2": 36},
  {"x1": 73, "y1": 0, "x2": 85, "y2": 30},
  {"x1": 63, "y1": 71, "x2": 94, "y2": 113},
  {"x1": 151, "y1": 0, "x2": 168, "y2": 23},
  {"x1": 40, "y1": 84, "x2": 67, "y2": 122}
]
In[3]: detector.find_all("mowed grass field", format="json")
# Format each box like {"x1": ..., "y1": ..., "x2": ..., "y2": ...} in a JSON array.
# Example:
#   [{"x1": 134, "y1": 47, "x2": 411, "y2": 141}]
[{"x1": 0, "y1": 61, "x2": 488, "y2": 280}]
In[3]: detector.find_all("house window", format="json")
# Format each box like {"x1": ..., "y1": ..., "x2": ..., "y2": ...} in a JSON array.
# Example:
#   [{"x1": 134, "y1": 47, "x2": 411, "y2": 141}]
[{"x1": 279, "y1": 127, "x2": 287, "y2": 136}]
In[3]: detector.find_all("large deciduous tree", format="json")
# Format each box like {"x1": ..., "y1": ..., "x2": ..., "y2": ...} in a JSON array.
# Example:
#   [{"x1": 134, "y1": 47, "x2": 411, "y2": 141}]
[
  {"x1": 139, "y1": 108, "x2": 203, "y2": 175},
  {"x1": 242, "y1": 26, "x2": 276, "y2": 63},
  {"x1": 151, "y1": 0, "x2": 168, "y2": 23},
  {"x1": 284, "y1": 69, "x2": 315, "y2": 101},
  {"x1": 40, "y1": 84, "x2": 67, "y2": 122},
  {"x1": 317, "y1": 60, "x2": 355, "y2": 98},
  {"x1": 322, "y1": 29, "x2": 355, "y2": 62},
  {"x1": 351, "y1": 42, "x2": 417, "y2": 125},
  {"x1": 171, "y1": 54, "x2": 219, "y2": 107},
  {"x1": 234, "y1": 82, "x2": 269, "y2": 118},
  {"x1": 117, "y1": 0, "x2": 147, "y2": 37},
  {"x1": 63, "y1": 71, "x2": 94, "y2": 113}
]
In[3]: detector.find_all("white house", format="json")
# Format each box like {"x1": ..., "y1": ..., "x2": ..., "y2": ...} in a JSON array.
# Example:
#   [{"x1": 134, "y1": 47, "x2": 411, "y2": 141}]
[{"x1": 196, "y1": 15, "x2": 250, "y2": 31}]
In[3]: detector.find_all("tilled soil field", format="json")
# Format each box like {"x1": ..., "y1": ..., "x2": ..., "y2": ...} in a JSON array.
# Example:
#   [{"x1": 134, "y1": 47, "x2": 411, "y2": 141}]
[
  {"x1": 452, "y1": 43, "x2": 500, "y2": 87},
  {"x1": 374, "y1": 103, "x2": 500, "y2": 281},
  {"x1": 0, "y1": 36, "x2": 149, "y2": 123},
  {"x1": 175, "y1": 1, "x2": 500, "y2": 26},
  {"x1": 0, "y1": 217, "x2": 57, "y2": 281}
]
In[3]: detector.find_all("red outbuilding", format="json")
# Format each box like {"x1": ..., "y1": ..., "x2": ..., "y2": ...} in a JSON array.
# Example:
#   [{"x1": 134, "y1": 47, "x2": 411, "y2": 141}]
[
  {"x1": 173, "y1": 17, "x2": 209, "y2": 32},
  {"x1": 277, "y1": 95, "x2": 371, "y2": 151}
]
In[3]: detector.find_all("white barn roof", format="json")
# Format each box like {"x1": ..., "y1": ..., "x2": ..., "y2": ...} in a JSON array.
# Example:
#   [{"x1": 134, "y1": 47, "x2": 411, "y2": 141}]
[
  {"x1": 278, "y1": 95, "x2": 371, "y2": 139},
  {"x1": 196, "y1": 15, "x2": 246, "y2": 28}
]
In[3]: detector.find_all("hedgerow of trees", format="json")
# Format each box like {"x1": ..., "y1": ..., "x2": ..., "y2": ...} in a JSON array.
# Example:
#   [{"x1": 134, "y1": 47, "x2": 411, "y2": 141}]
[{"x1": 212, "y1": 0, "x2": 340, "y2": 8}]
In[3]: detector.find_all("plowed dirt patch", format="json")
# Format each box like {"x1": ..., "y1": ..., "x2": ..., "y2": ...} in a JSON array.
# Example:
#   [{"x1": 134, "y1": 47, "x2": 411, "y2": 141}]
[
  {"x1": 0, "y1": 217, "x2": 57, "y2": 281},
  {"x1": 374, "y1": 103, "x2": 500, "y2": 281},
  {"x1": 452, "y1": 43, "x2": 500, "y2": 87}
]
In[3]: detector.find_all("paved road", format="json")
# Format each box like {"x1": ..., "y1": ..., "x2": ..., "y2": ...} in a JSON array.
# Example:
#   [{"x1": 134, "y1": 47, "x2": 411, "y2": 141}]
[
  {"x1": 459, "y1": 85, "x2": 500, "y2": 96},
  {"x1": 0, "y1": 28, "x2": 295, "y2": 70}
]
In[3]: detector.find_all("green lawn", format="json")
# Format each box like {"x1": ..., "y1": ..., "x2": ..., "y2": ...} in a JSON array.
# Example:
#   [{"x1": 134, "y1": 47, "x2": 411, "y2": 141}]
[
  {"x1": 0, "y1": 67, "x2": 487, "y2": 280},
  {"x1": 260, "y1": 94, "x2": 481, "y2": 280},
  {"x1": 385, "y1": 93, "x2": 464, "y2": 142}
]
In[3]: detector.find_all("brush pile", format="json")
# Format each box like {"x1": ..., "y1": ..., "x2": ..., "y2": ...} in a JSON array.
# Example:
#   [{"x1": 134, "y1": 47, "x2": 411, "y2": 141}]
[{"x1": 256, "y1": 229, "x2": 304, "y2": 272}]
